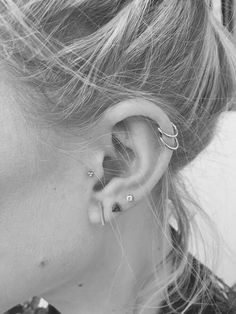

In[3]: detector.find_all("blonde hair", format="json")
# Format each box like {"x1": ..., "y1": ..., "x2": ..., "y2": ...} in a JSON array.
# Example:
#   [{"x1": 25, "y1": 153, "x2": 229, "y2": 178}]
[{"x1": 1, "y1": 0, "x2": 236, "y2": 313}]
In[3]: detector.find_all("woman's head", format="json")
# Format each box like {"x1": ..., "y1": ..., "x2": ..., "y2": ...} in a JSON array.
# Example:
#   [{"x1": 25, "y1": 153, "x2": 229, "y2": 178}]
[{"x1": 0, "y1": 0, "x2": 235, "y2": 313}]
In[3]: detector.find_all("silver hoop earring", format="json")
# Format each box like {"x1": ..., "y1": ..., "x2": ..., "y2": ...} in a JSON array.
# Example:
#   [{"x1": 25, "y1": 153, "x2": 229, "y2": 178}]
[{"x1": 157, "y1": 122, "x2": 179, "y2": 151}]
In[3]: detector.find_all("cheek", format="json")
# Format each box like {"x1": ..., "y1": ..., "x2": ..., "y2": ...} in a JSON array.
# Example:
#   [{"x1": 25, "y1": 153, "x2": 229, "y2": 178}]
[
  {"x1": 0, "y1": 110, "x2": 34, "y2": 191},
  {"x1": 0, "y1": 125, "x2": 99, "y2": 308},
  {"x1": 0, "y1": 155, "x2": 99, "y2": 309},
  {"x1": 0, "y1": 194, "x2": 99, "y2": 309}
]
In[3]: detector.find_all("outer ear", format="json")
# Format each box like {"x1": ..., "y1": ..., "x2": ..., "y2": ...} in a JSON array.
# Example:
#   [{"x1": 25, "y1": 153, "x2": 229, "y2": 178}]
[{"x1": 88, "y1": 98, "x2": 176, "y2": 225}]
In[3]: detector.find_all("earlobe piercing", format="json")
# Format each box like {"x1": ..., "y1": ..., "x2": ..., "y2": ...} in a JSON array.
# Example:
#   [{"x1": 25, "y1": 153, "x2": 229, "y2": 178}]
[
  {"x1": 87, "y1": 170, "x2": 106, "y2": 226},
  {"x1": 87, "y1": 170, "x2": 135, "y2": 225},
  {"x1": 86, "y1": 120, "x2": 178, "y2": 225},
  {"x1": 99, "y1": 202, "x2": 106, "y2": 226},
  {"x1": 126, "y1": 194, "x2": 135, "y2": 202}
]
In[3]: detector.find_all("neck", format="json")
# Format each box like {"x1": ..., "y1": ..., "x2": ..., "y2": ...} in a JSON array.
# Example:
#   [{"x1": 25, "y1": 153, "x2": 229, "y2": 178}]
[{"x1": 43, "y1": 200, "x2": 172, "y2": 314}]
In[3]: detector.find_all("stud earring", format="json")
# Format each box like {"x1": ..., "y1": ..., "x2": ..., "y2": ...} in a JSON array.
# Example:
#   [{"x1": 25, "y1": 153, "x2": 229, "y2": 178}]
[
  {"x1": 126, "y1": 194, "x2": 135, "y2": 202},
  {"x1": 87, "y1": 170, "x2": 95, "y2": 177},
  {"x1": 112, "y1": 193, "x2": 134, "y2": 215}
]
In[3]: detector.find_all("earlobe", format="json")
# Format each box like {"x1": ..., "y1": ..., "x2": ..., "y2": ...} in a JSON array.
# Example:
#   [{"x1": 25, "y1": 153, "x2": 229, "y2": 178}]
[{"x1": 87, "y1": 99, "x2": 179, "y2": 226}]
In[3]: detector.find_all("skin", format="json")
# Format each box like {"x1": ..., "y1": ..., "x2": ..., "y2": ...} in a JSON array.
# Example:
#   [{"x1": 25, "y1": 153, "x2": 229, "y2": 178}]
[{"x1": 0, "y1": 66, "x2": 175, "y2": 314}]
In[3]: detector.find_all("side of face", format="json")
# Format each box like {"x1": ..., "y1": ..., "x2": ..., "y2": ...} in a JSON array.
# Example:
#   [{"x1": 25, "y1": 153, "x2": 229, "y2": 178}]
[{"x1": 0, "y1": 68, "x2": 101, "y2": 311}]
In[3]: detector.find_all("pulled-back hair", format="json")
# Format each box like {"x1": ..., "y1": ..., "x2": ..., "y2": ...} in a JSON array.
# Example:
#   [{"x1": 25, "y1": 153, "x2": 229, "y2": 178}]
[{"x1": 0, "y1": 0, "x2": 236, "y2": 313}]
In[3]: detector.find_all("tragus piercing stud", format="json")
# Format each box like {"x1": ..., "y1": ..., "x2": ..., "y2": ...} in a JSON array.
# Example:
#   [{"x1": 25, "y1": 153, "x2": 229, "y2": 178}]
[
  {"x1": 87, "y1": 170, "x2": 95, "y2": 177},
  {"x1": 87, "y1": 170, "x2": 134, "y2": 224}
]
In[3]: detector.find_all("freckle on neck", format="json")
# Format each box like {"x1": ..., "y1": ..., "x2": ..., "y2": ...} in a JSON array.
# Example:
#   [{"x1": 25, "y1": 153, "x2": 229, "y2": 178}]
[{"x1": 39, "y1": 259, "x2": 49, "y2": 268}]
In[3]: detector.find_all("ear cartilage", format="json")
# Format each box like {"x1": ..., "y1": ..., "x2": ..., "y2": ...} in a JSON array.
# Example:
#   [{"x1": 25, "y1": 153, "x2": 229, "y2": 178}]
[{"x1": 157, "y1": 122, "x2": 179, "y2": 151}]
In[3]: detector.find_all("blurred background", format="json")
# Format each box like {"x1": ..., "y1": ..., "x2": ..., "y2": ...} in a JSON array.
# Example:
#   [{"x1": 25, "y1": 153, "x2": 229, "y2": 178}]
[
  {"x1": 183, "y1": 111, "x2": 236, "y2": 286},
  {"x1": 182, "y1": 0, "x2": 236, "y2": 287}
]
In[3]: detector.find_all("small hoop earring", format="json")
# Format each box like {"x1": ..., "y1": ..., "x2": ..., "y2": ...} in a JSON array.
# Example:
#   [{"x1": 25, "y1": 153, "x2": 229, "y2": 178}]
[{"x1": 157, "y1": 122, "x2": 179, "y2": 151}]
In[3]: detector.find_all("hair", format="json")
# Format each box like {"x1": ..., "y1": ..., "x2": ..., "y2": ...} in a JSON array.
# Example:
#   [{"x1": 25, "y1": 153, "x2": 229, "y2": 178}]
[{"x1": 1, "y1": 0, "x2": 236, "y2": 313}]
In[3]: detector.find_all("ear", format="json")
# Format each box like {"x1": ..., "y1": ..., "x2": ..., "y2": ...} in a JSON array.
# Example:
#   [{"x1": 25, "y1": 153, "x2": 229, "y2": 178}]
[{"x1": 87, "y1": 98, "x2": 176, "y2": 225}]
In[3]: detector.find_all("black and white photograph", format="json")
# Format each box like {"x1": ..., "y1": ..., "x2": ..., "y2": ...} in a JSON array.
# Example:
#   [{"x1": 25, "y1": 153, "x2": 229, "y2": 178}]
[{"x1": 0, "y1": 0, "x2": 235, "y2": 313}]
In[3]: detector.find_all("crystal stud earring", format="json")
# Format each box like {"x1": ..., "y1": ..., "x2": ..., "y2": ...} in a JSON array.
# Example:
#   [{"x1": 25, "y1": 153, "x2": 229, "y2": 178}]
[
  {"x1": 87, "y1": 170, "x2": 95, "y2": 177},
  {"x1": 126, "y1": 194, "x2": 135, "y2": 202}
]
